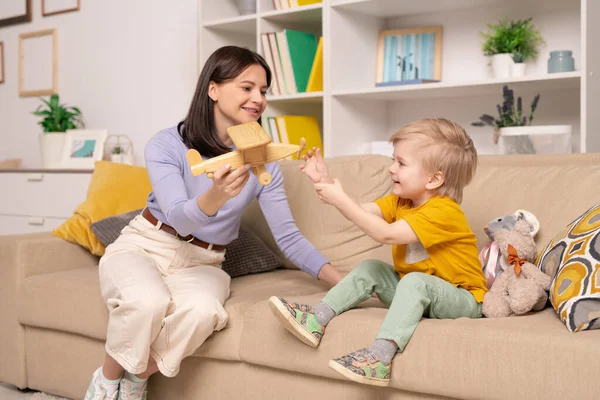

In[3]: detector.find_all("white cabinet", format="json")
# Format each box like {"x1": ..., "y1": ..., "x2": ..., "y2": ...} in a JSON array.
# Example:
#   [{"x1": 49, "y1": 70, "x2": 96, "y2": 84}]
[
  {"x1": 198, "y1": 0, "x2": 599, "y2": 156},
  {"x1": 0, "y1": 171, "x2": 91, "y2": 235}
]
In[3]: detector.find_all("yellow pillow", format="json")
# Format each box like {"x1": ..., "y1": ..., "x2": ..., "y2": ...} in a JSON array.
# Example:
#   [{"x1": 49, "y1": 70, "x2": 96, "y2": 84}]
[{"x1": 53, "y1": 161, "x2": 152, "y2": 256}]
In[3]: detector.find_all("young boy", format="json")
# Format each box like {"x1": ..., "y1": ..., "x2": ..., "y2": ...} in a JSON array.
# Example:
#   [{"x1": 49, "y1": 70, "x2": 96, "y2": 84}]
[{"x1": 269, "y1": 118, "x2": 488, "y2": 387}]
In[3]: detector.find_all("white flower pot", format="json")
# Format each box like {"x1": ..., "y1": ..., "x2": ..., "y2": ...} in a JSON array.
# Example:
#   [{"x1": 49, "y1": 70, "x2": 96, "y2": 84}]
[
  {"x1": 511, "y1": 63, "x2": 526, "y2": 77},
  {"x1": 498, "y1": 125, "x2": 573, "y2": 155},
  {"x1": 110, "y1": 154, "x2": 123, "y2": 163},
  {"x1": 39, "y1": 132, "x2": 66, "y2": 169},
  {"x1": 491, "y1": 53, "x2": 514, "y2": 78}
]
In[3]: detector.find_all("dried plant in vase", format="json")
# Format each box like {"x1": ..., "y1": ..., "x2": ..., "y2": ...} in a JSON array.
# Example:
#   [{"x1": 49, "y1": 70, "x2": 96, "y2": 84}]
[{"x1": 472, "y1": 85, "x2": 540, "y2": 153}]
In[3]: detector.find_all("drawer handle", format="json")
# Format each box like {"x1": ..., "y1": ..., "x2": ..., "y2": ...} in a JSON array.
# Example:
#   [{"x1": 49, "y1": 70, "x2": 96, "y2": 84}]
[
  {"x1": 28, "y1": 217, "x2": 45, "y2": 226},
  {"x1": 27, "y1": 174, "x2": 44, "y2": 182}
]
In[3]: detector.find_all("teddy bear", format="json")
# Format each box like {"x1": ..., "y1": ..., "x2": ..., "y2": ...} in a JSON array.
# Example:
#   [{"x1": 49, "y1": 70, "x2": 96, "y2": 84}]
[
  {"x1": 479, "y1": 209, "x2": 540, "y2": 289},
  {"x1": 482, "y1": 218, "x2": 552, "y2": 318}
]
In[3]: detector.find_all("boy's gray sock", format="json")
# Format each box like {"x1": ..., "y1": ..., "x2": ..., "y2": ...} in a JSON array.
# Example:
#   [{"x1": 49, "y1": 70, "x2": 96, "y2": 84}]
[
  {"x1": 369, "y1": 339, "x2": 398, "y2": 365},
  {"x1": 314, "y1": 302, "x2": 335, "y2": 326}
]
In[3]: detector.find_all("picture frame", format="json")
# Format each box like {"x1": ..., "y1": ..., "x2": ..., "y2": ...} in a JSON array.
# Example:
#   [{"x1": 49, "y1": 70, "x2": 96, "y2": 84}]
[
  {"x1": 19, "y1": 29, "x2": 58, "y2": 97},
  {"x1": 42, "y1": 0, "x2": 81, "y2": 17},
  {"x1": 376, "y1": 26, "x2": 443, "y2": 86},
  {"x1": 0, "y1": 0, "x2": 32, "y2": 28},
  {"x1": 0, "y1": 42, "x2": 4, "y2": 84},
  {"x1": 61, "y1": 129, "x2": 108, "y2": 169}
]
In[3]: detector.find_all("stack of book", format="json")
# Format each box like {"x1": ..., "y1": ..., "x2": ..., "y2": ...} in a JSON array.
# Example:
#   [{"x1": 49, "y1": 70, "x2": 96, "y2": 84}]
[
  {"x1": 273, "y1": 0, "x2": 322, "y2": 10},
  {"x1": 261, "y1": 30, "x2": 323, "y2": 96},
  {"x1": 261, "y1": 115, "x2": 323, "y2": 160}
]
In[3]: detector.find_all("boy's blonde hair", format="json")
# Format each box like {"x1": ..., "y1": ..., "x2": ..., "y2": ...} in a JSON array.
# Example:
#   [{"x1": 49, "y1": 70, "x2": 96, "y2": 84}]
[{"x1": 389, "y1": 118, "x2": 478, "y2": 204}]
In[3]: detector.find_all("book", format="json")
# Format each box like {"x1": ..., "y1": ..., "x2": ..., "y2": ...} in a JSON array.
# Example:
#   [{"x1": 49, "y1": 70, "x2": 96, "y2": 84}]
[
  {"x1": 306, "y1": 36, "x2": 323, "y2": 92},
  {"x1": 276, "y1": 31, "x2": 298, "y2": 94},
  {"x1": 281, "y1": 30, "x2": 319, "y2": 93},
  {"x1": 260, "y1": 33, "x2": 281, "y2": 96},
  {"x1": 267, "y1": 32, "x2": 287, "y2": 96},
  {"x1": 275, "y1": 115, "x2": 323, "y2": 160},
  {"x1": 375, "y1": 79, "x2": 440, "y2": 87}
]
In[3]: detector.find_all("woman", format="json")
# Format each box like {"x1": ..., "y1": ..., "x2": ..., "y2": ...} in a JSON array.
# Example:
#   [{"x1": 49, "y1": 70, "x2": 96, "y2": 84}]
[{"x1": 84, "y1": 46, "x2": 342, "y2": 399}]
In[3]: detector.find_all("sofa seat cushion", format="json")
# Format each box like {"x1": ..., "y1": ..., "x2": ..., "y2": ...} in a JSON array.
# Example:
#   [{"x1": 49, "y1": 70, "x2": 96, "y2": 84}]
[
  {"x1": 17, "y1": 267, "x2": 329, "y2": 361},
  {"x1": 239, "y1": 293, "x2": 600, "y2": 400}
]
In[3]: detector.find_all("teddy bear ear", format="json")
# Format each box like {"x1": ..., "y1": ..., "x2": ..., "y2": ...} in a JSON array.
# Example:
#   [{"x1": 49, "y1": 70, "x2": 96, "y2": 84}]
[{"x1": 514, "y1": 219, "x2": 533, "y2": 236}]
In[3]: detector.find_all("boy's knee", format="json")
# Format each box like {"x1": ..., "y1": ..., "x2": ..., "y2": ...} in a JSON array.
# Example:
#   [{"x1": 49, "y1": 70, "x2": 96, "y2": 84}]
[
  {"x1": 398, "y1": 272, "x2": 429, "y2": 289},
  {"x1": 352, "y1": 259, "x2": 388, "y2": 278}
]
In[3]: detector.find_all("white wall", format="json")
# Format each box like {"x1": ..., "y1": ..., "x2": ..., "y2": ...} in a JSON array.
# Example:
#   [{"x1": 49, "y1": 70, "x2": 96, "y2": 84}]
[{"x1": 0, "y1": 0, "x2": 198, "y2": 167}]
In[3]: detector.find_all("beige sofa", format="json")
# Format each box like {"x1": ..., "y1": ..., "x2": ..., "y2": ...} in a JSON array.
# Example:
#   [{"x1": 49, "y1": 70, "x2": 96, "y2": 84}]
[{"x1": 1, "y1": 154, "x2": 600, "y2": 400}]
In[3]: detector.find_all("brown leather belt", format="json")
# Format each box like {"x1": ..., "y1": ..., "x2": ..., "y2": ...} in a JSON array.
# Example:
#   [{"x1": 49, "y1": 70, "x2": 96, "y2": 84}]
[{"x1": 142, "y1": 208, "x2": 226, "y2": 251}]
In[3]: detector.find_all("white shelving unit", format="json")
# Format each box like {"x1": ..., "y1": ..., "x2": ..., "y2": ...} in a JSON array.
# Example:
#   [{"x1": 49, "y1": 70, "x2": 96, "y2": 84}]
[{"x1": 199, "y1": 0, "x2": 599, "y2": 156}]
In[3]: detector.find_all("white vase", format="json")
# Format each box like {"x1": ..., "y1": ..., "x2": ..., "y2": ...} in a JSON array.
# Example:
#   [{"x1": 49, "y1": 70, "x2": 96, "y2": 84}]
[
  {"x1": 39, "y1": 132, "x2": 66, "y2": 169},
  {"x1": 511, "y1": 63, "x2": 526, "y2": 77},
  {"x1": 498, "y1": 125, "x2": 573, "y2": 155},
  {"x1": 491, "y1": 53, "x2": 514, "y2": 78},
  {"x1": 110, "y1": 154, "x2": 123, "y2": 163}
]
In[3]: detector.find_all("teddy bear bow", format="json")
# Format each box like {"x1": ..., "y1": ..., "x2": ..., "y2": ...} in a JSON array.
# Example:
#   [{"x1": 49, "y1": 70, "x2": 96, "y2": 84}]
[{"x1": 507, "y1": 244, "x2": 525, "y2": 275}]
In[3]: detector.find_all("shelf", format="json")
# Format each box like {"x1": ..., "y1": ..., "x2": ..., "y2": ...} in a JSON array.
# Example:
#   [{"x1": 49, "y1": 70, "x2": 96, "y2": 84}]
[
  {"x1": 261, "y1": 3, "x2": 323, "y2": 25},
  {"x1": 332, "y1": 72, "x2": 582, "y2": 101},
  {"x1": 203, "y1": 14, "x2": 256, "y2": 34},
  {"x1": 267, "y1": 91, "x2": 323, "y2": 103},
  {"x1": 331, "y1": 0, "x2": 510, "y2": 18}
]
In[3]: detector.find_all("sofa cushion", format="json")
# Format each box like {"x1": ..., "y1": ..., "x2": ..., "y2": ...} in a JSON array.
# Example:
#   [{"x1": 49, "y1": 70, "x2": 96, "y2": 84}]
[
  {"x1": 240, "y1": 293, "x2": 600, "y2": 400},
  {"x1": 242, "y1": 155, "x2": 395, "y2": 274},
  {"x1": 463, "y1": 153, "x2": 600, "y2": 251},
  {"x1": 536, "y1": 203, "x2": 600, "y2": 332},
  {"x1": 91, "y1": 209, "x2": 283, "y2": 278},
  {"x1": 17, "y1": 267, "x2": 328, "y2": 362},
  {"x1": 52, "y1": 161, "x2": 151, "y2": 256}
]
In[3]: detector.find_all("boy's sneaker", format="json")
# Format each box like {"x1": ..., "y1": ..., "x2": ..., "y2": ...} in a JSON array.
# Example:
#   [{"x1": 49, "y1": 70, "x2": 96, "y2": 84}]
[
  {"x1": 328, "y1": 348, "x2": 391, "y2": 387},
  {"x1": 84, "y1": 367, "x2": 119, "y2": 400},
  {"x1": 268, "y1": 296, "x2": 325, "y2": 348},
  {"x1": 118, "y1": 372, "x2": 148, "y2": 400}
]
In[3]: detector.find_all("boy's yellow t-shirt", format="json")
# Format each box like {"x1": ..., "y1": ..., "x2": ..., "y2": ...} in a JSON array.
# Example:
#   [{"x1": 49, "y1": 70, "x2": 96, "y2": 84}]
[{"x1": 374, "y1": 194, "x2": 487, "y2": 302}]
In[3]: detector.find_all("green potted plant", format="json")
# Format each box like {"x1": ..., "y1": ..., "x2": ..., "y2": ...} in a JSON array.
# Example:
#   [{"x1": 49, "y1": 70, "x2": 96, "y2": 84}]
[
  {"x1": 481, "y1": 17, "x2": 545, "y2": 78},
  {"x1": 32, "y1": 94, "x2": 84, "y2": 168}
]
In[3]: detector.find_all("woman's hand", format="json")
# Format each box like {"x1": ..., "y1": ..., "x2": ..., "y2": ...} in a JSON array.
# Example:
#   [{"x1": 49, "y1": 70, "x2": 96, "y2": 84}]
[
  {"x1": 197, "y1": 164, "x2": 251, "y2": 216},
  {"x1": 314, "y1": 178, "x2": 348, "y2": 207},
  {"x1": 299, "y1": 147, "x2": 333, "y2": 184},
  {"x1": 211, "y1": 163, "x2": 251, "y2": 200}
]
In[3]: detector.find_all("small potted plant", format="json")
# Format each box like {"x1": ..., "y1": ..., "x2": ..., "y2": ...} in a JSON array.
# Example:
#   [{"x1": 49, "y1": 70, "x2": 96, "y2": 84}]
[
  {"x1": 110, "y1": 145, "x2": 123, "y2": 163},
  {"x1": 472, "y1": 85, "x2": 572, "y2": 154},
  {"x1": 32, "y1": 94, "x2": 84, "y2": 168},
  {"x1": 472, "y1": 85, "x2": 539, "y2": 153},
  {"x1": 481, "y1": 18, "x2": 545, "y2": 78}
]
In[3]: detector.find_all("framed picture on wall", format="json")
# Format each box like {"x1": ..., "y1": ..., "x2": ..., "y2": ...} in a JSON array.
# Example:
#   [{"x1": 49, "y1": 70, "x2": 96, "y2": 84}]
[
  {"x1": 42, "y1": 0, "x2": 81, "y2": 17},
  {"x1": 19, "y1": 29, "x2": 58, "y2": 97},
  {"x1": 61, "y1": 129, "x2": 108, "y2": 169},
  {"x1": 376, "y1": 26, "x2": 443, "y2": 86},
  {"x1": 0, "y1": 42, "x2": 4, "y2": 84},
  {"x1": 0, "y1": 0, "x2": 32, "y2": 28}
]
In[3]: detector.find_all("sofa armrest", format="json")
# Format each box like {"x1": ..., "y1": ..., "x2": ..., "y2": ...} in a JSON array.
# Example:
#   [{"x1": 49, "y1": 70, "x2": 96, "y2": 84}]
[
  {"x1": 0, "y1": 233, "x2": 98, "y2": 389},
  {"x1": 1, "y1": 233, "x2": 99, "y2": 278}
]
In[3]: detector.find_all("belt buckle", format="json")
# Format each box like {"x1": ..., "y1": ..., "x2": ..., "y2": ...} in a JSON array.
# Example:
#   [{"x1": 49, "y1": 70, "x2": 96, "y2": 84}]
[{"x1": 175, "y1": 232, "x2": 195, "y2": 243}]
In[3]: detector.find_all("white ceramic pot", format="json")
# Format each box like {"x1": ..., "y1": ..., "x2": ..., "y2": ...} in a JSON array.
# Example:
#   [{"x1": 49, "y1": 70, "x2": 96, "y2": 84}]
[
  {"x1": 39, "y1": 132, "x2": 66, "y2": 169},
  {"x1": 511, "y1": 63, "x2": 526, "y2": 77},
  {"x1": 110, "y1": 154, "x2": 123, "y2": 163},
  {"x1": 498, "y1": 125, "x2": 573, "y2": 155},
  {"x1": 121, "y1": 154, "x2": 134, "y2": 165},
  {"x1": 491, "y1": 53, "x2": 513, "y2": 78}
]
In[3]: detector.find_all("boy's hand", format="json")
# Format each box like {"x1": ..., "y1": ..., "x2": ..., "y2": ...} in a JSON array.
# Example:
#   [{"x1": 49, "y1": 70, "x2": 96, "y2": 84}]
[
  {"x1": 299, "y1": 147, "x2": 333, "y2": 184},
  {"x1": 314, "y1": 178, "x2": 348, "y2": 207}
]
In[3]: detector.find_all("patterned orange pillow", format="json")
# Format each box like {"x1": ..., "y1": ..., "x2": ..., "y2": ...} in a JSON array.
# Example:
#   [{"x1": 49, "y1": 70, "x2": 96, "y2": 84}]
[{"x1": 536, "y1": 203, "x2": 600, "y2": 332}]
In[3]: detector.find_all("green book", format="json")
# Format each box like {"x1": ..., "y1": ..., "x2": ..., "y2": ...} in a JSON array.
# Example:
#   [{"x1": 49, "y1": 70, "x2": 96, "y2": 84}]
[{"x1": 284, "y1": 30, "x2": 318, "y2": 92}]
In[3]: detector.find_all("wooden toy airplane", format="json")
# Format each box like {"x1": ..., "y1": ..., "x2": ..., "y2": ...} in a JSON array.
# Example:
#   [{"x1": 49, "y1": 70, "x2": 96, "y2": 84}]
[{"x1": 186, "y1": 121, "x2": 307, "y2": 186}]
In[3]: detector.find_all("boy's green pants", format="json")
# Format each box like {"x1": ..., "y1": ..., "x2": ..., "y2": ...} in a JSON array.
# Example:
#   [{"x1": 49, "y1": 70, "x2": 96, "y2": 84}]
[{"x1": 322, "y1": 259, "x2": 482, "y2": 352}]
